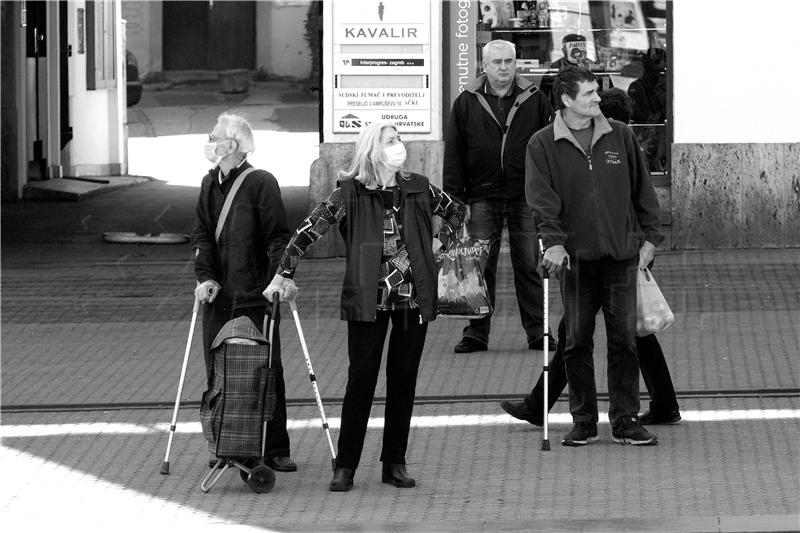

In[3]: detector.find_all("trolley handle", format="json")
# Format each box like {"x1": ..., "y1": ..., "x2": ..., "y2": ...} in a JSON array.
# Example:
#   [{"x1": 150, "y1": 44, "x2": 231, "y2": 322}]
[
  {"x1": 263, "y1": 292, "x2": 281, "y2": 368},
  {"x1": 270, "y1": 291, "x2": 280, "y2": 316},
  {"x1": 263, "y1": 292, "x2": 281, "y2": 331}
]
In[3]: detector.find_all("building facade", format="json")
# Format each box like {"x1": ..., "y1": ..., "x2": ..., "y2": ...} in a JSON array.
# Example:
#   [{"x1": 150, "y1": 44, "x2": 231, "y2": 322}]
[
  {"x1": 2, "y1": 0, "x2": 127, "y2": 200},
  {"x1": 2, "y1": 0, "x2": 797, "y2": 249},
  {"x1": 313, "y1": 0, "x2": 799, "y2": 252}
]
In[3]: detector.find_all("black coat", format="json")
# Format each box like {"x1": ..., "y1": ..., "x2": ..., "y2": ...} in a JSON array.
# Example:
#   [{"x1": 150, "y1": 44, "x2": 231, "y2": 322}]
[
  {"x1": 338, "y1": 173, "x2": 439, "y2": 322},
  {"x1": 443, "y1": 74, "x2": 552, "y2": 203},
  {"x1": 192, "y1": 162, "x2": 290, "y2": 311}
]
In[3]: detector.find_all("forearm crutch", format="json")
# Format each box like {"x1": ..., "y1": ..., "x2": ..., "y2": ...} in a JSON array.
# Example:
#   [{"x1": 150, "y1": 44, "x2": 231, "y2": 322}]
[
  {"x1": 160, "y1": 295, "x2": 201, "y2": 474},
  {"x1": 288, "y1": 299, "x2": 337, "y2": 470},
  {"x1": 539, "y1": 238, "x2": 551, "y2": 451}
]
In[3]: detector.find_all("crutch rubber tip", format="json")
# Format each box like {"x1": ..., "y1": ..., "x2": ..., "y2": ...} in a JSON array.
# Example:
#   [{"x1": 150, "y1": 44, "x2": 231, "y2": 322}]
[
  {"x1": 160, "y1": 461, "x2": 170, "y2": 475},
  {"x1": 331, "y1": 458, "x2": 336, "y2": 472},
  {"x1": 541, "y1": 440, "x2": 551, "y2": 451}
]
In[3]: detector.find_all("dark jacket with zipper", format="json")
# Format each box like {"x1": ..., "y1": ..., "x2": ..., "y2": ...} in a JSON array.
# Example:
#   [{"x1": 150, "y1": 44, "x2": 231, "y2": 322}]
[
  {"x1": 444, "y1": 74, "x2": 552, "y2": 203},
  {"x1": 192, "y1": 161, "x2": 290, "y2": 310},
  {"x1": 338, "y1": 173, "x2": 439, "y2": 323},
  {"x1": 525, "y1": 111, "x2": 664, "y2": 261}
]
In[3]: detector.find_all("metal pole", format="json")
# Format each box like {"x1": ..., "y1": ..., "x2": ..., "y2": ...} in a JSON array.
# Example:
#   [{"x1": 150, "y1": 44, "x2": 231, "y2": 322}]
[
  {"x1": 160, "y1": 296, "x2": 200, "y2": 474},
  {"x1": 289, "y1": 300, "x2": 337, "y2": 469},
  {"x1": 539, "y1": 238, "x2": 550, "y2": 451}
]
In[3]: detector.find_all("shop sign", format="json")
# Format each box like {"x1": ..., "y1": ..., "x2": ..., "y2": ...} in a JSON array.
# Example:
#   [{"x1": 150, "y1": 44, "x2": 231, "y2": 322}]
[{"x1": 333, "y1": 0, "x2": 431, "y2": 133}]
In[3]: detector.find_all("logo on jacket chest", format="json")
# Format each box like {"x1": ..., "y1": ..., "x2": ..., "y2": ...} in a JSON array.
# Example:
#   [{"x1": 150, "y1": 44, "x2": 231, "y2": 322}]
[{"x1": 604, "y1": 150, "x2": 622, "y2": 165}]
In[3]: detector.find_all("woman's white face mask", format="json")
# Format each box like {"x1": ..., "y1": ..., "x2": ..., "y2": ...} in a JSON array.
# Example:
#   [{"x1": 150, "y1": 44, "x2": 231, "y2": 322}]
[{"x1": 383, "y1": 141, "x2": 407, "y2": 169}]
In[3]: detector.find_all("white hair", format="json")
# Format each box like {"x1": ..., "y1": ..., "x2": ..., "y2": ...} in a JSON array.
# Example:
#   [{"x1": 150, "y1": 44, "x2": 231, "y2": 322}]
[
  {"x1": 216, "y1": 112, "x2": 255, "y2": 154},
  {"x1": 482, "y1": 39, "x2": 516, "y2": 60}
]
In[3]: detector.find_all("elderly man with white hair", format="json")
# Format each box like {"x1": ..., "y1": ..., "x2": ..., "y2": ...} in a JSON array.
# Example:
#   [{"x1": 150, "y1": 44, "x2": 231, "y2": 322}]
[
  {"x1": 443, "y1": 39, "x2": 554, "y2": 355},
  {"x1": 192, "y1": 112, "x2": 297, "y2": 472}
]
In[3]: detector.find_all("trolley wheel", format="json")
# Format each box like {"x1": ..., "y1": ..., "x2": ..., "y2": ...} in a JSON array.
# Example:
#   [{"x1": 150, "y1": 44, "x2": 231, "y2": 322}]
[
  {"x1": 239, "y1": 458, "x2": 257, "y2": 484},
  {"x1": 247, "y1": 465, "x2": 275, "y2": 493}
]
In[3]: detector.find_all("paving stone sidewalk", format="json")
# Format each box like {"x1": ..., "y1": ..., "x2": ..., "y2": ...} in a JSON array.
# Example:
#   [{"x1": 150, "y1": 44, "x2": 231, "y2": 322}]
[{"x1": 2, "y1": 181, "x2": 799, "y2": 532}]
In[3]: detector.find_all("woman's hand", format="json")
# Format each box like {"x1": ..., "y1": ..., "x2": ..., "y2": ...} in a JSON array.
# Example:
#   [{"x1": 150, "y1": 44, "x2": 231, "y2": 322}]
[{"x1": 263, "y1": 274, "x2": 298, "y2": 302}]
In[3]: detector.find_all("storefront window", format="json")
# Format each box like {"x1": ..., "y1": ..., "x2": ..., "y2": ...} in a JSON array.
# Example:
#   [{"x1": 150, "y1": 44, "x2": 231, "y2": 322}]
[{"x1": 475, "y1": 1, "x2": 668, "y2": 174}]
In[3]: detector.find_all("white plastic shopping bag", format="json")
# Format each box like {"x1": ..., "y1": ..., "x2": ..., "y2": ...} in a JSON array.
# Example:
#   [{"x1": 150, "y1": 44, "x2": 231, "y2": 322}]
[
  {"x1": 636, "y1": 268, "x2": 674, "y2": 336},
  {"x1": 436, "y1": 234, "x2": 492, "y2": 319}
]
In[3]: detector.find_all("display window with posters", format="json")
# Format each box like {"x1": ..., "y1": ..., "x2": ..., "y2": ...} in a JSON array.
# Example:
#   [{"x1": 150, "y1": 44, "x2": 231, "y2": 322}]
[{"x1": 472, "y1": 1, "x2": 670, "y2": 177}]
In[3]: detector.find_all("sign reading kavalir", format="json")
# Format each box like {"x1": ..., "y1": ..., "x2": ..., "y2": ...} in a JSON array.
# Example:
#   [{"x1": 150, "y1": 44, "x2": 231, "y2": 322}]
[{"x1": 332, "y1": 0, "x2": 432, "y2": 133}]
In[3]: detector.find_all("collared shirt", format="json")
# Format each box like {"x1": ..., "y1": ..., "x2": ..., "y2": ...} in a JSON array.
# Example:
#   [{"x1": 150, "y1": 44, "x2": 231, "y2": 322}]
[
  {"x1": 553, "y1": 110, "x2": 612, "y2": 154},
  {"x1": 208, "y1": 160, "x2": 250, "y2": 227},
  {"x1": 217, "y1": 159, "x2": 247, "y2": 186},
  {"x1": 482, "y1": 80, "x2": 521, "y2": 126}
]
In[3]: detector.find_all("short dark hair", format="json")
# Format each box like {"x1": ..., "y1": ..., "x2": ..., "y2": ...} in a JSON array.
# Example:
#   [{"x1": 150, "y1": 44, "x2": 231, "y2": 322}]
[
  {"x1": 598, "y1": 87, "x2": 633, "y2": 123},
  {"x1": 553, "y1": 65, "x2": 596, "y2": 110}
]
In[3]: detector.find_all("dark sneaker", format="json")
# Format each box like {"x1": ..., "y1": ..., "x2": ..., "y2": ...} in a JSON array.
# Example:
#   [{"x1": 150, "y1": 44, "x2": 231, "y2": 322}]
[
  {"x1": 561, "y1": 422, "x2": 599, "y2": 446},
  {"x1": 454, "y1": 337, "x2": 488, "y2": 353},
  {"x1": 612, "y1": 415, "x2": 659, "y2": 445},
  {"x1": 639, "y1": 409, "x2": 681, "y2": 425},
  {"x1": 528, "y1": 336, "x2": 557, "y2": 351},
  {"x1": 500, "y1": 400, "x2": 543, "y2": 427}
]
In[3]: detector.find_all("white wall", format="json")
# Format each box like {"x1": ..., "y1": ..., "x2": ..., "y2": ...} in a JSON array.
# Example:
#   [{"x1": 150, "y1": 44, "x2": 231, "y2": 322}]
[
  {"x1": 122, "y1": 1, "x2": 162, "y2": 77},
  {"x1": 67, "y1": 1, "x2": 121, "y2": 173},
  {"x1": 673, "y1": 0, "x2": 800, "y2": 143},
  {"x1": 256, "y1": 0, "x2": 312, "y2": 80}
]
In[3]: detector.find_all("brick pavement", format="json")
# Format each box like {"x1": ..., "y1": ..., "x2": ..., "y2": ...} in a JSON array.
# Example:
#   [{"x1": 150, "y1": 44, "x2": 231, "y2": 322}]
[
  {"x1": 2, "y1": 181, "x2": 799, "y2": 531},
  {"x1": 2, "y1": 249, "x2": 798, "y2": 407},
  {"x1": 1, "y1": 399, "x2": 798, "y2": 531}
]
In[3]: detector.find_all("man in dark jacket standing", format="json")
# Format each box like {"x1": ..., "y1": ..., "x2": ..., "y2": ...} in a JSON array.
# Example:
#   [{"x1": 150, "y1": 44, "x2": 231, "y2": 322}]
[
  {"x1": 525, "y1": 65, "x2": 663, "y2": 447},
  {"x1": 444, "y1": 39, "x2": 553, "y2": 354},
  {"x1": 193, "y1": 112, "x2": 296, "y2": 471}
]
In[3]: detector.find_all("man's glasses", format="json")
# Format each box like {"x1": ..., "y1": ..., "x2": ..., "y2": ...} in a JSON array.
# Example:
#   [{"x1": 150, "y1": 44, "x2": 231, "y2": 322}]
[{"x1": 208, "y1": 134, "x2": 237, "y2": 147}]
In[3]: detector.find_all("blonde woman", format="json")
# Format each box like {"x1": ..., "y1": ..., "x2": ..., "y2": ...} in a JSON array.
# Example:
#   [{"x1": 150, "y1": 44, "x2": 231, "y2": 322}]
[{"x1": 266, "y1": 122, "x2": 465, "y2": 491}]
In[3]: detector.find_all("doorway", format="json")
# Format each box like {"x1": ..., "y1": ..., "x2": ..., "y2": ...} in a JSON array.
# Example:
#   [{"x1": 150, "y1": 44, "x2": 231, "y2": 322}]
[{"x1": 162, "y1": 1, "x2": 255, "y2": 71}]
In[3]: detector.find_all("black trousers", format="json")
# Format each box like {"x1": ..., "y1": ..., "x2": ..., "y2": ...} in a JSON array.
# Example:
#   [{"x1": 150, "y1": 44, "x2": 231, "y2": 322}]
[
  {"x1": 525, "y1": 315, "x2": 680, "y2": 416},
  {"x1": 202, "y1": 302, "x2": 290, "y2": 458},
  {"x1": 336, "y1": 308, "x2": 428, "y2": 470}
]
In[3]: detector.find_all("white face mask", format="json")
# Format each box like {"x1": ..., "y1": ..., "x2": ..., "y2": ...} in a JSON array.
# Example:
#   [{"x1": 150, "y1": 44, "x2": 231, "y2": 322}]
[
  {"x1": 203, "y1": 142, "x2": 220, "y2": 164},
  {"x1": 383, "y1": 142, "x2": 406, "y2": 169},
  {"x1": 204, "y1": 139, "x2": 234, "y2": 165}
]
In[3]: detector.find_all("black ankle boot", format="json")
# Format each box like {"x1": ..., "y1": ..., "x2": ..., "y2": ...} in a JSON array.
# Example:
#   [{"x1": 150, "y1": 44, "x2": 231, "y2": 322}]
[
  {"x1": 329, "y1": 466, "x2": 354, "y2": 492},
  {"x1": 381, "y1": 463, "x2": 415, "y2": 488}
]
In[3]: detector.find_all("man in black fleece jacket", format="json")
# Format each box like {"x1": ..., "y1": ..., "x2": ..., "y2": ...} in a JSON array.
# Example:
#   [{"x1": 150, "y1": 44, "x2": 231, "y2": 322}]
[
  {"x1": 444, "y1": 39, "x2": 553, "y2": 354},
  {"x1": 525, "y1": 66, "x2": 663, "y2": 447}
]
